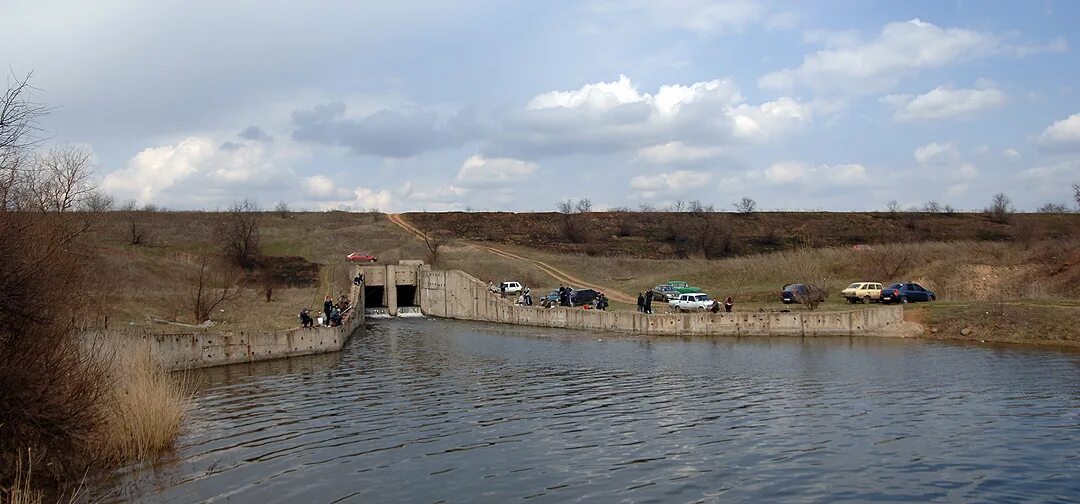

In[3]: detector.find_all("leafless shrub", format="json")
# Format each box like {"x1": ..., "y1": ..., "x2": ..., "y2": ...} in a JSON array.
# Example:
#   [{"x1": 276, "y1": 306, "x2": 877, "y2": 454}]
[
  {"x1": 1073, "y1": 183, "x2": 1080, "y2": 210},
  {"x1": 274, "y1": 200, "x2": 290, "y2": 218},
  {"x1": 862, "y1": 243, "x2": 915, "y2": 281},
  {"x1": 119, "y1": 200, "x2": 150, "y2": 245},
  {"x1": 556, "y1": 198, "x2": 574, "y2": 214},
  {"x1": 922, "y1": 200, "x2": 942, "y2": 213},
  {"x1": 217, "y1": 199, "x2": 261, "y2": 269},
  {"x1": 687, "y1": 199, "x2": 714, "y2": 213},
  {"x1": 885, "y1": 200, "x2": 901, "y2": 212},
  {"x1": 733, "y1": 196, "x2": 756, "y2": 213},
  {"x1": 637, "y1": 203, "x2": 656, "y2": 212},
  {"x1": 1011, "y1": 221, "x2": 1037, "y2": 249},
  {"x1": 0, "y1": 201, "x2": 111, "y2": 490},
  {"x1": 81, "y1": 190, "x2": 114, "y2": 212},
  {"x1": 574, "y1": 197, "x2": 592, "y2": 213},
  {"x1": 666, "y1": 199, "x2": 686, "y2": 212},
  {"x1": 1037, "y1": 202, "x2": 1068, "y2": 213},
  {"x1": 986, "y1": 192, "x2": 1013, "y2": 223},
  {"x1": 187, "y1": 252, "x2": 243, "y2": 323}
]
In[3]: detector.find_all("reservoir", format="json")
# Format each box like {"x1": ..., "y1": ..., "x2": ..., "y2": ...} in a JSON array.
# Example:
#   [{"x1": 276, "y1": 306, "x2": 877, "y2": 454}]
[{"x1": 95, "y1": 318, "x2": 1079, "y2": 503}]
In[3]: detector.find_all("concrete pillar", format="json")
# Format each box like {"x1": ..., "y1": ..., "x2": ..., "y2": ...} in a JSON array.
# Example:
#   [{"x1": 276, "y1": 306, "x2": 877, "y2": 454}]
[{"x1": 386, "y1": 264, "x2": 398, "y2": 316}]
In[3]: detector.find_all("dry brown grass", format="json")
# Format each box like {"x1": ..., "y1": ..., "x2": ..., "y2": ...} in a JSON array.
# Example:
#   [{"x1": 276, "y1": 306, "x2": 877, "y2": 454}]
[
  {"x1": 92, "y1": 344, "x2": 192, "y2": 465},
  {"x1": 1, "y1": 451, "x2": 42, "y2": 504}
]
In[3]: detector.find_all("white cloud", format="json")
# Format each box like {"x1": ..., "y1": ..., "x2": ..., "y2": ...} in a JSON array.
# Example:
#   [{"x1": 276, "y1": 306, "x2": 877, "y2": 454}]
[
  {"x1": 914, "y1": 142, "x2": 960, "y2": 164},
  {"x1": 302, "y1": 175, "x2": 351, "y2": 200},
  {"x1": 630, "y1": 170, "x2": 711, "y2": 197},
  {"x1": 1018, "y1": 160, "x2": 1080, "y2": 194},
  {"x1": 636, "y1": 141, "x2": 722, "y2": 164},
  {"x1": 759, "y1": 19, "x2": 997, "y2": 93},
  {"x1": 1038, "y1": 113, "x2": 1080, "y2": 151},
  {"x1": 507, "y1": 75, "x2": 816, "y2": 157},
  {"x1": 885, "y1": 85, "x2": 1006, "y2": 122},
  {"x1": 455, "y1": 155, "x2": 538, "y2": 186},
  {"x1": 762, "y1": 161, "x2": 870, "y2": 186},
  {"x1": 341, "y1": 186, "x2": 394, "y2": 211},
  {"x1": 102, "y1": 136, "x2": 297, "y2": 206},
  {"x1": 1003, "y1": 148, "x2": 1021, "y2": 160},
  {"x1": 956, "y1": 162, "x2": 980, "y2": 179}
]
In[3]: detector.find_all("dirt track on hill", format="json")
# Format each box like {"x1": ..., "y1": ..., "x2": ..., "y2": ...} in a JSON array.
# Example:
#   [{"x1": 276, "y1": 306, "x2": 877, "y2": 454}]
[{"x1": 387, "y1": 214, "x2": 635, "y2": 303}]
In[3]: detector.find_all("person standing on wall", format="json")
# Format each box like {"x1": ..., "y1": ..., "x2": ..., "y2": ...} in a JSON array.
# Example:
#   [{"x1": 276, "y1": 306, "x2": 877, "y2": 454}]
[
  {"x1": 637, "y1": 292, "x2": 644, "y2": 312},
  {"x1": 323, "y1": 294, "x2": 333, "y2": 326},
  {"x1": 644, "y1": 291, "x2": 653, "y2": 314}
]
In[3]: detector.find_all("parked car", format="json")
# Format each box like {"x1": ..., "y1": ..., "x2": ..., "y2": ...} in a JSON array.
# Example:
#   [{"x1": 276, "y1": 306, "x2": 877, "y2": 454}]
[
  {"x1": 346, "y1": 252, "x2": 377, "y2": 263},
  {"x1": 651, "y1": 284, "x2": 681, "y2": 301},
  {"x1": 499, "y1": 281, "x2": 523, "y2": 295},
  {"x1": 539, "y1": 288, "x2": 600, "y2": 308},
  {"x1": 669, "y1": 293, "x2": 714, "y2": 312},
  {"x1": 880, "y1": 283, "x2": 936, "y2": 304},
  {"x1": 841, "y1": 282, "x2": 883, "y2": 304},
  {"x1": 780, "y1": 283, "x2": 828, "y2": 309},
  {"x1": 666, "y1": 281, "x2": 701, "y2": 294}
]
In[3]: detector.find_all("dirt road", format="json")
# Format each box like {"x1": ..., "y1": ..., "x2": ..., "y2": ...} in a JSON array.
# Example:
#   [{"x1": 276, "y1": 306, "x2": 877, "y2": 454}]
[{"x1": 387, "y1": 214, "x2": 635, "y2": 304}]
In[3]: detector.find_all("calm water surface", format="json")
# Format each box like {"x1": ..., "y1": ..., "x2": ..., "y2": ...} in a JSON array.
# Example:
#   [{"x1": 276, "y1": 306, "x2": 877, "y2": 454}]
[{"x1": 96, "y1": 318, "x2": 1079, "y2": 503}]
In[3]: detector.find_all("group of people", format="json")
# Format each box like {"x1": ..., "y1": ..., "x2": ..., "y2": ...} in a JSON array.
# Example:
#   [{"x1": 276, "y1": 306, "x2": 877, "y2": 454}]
[
  {"x1": 299, "y1": 293, "x2": 352, "y2": 329},
  {"x1": 636, "y1": 291, "x2": 655, "y2": 313},
  {"x1": 515, "y1": 287, "x2": 533, "y2": 306}
]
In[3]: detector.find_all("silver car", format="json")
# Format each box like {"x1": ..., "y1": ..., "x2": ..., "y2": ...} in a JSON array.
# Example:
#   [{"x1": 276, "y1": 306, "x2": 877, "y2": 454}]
[{"x1": 651, "y1": 284, "x2": 680, "y2": 301}]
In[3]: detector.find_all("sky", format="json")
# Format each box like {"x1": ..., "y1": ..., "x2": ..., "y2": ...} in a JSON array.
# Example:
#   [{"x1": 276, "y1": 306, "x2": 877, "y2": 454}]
[{"x1": 3, "y1": 0, "x2": 1080, "y2": 212}]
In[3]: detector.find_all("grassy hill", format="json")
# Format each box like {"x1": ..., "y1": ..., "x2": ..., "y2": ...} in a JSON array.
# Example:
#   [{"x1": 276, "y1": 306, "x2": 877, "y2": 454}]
[{"x1": 75, "y1": 210, "x2": 1080, "y2": 346}]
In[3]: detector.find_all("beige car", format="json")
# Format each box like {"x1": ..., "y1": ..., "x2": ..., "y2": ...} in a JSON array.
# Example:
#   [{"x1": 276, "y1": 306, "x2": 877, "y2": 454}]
[{"x1": 841, "y1": 282, "x2": 882, "y2": 304}]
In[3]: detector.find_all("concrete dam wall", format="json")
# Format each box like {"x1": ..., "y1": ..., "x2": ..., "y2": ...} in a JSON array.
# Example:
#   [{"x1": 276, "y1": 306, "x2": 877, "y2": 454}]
[
  {"x1": 419, "y1": 268, "x2": 904, "y2": 337},
  {"x1": 92, "y1": 266, "x2": 366, "y2": 370}
]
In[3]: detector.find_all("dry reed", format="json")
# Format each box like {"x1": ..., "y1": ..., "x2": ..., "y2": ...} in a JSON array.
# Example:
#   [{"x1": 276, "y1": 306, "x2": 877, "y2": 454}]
[{"x1": 92, "y1": 344, "x2": 193, "y2": 465}]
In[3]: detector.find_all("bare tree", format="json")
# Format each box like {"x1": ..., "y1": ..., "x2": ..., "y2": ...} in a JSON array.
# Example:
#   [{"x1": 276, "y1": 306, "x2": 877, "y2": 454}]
[
  {"x1": 1038, "y1": 202, "x2": 1068, "y2": 213},
  {"x1": 732, "y1": 197, "x2": 756, "y2": 213},
  {"x1": 1, "y1": 72, "x2": 51, "y2": 211},
  {"x1": 422, "y1": 230, "x2": 448, "y2": 266},
  {"x1": 666, "y1": 199, "x2": 686, "y2": 212},
  {"x1": 885, "y1": 200, "x2": 901, "y2": 212},
  {"x1": 23, "y1": 144, "x2": 97, "y2": 213},
  {"x1": 574, "y1": 197, "x2": 592, "y2": 213},
  {"x1": 556, "y1": 198, "x2": 574, "y2": 214},
  {"x1": 1073, "y1": 183, "x2": 1080, "y2": 210},
  {"x1": 81, "y1": 190, "x2": 114, "y2": 212},
  {"x1": 687, "y1": 199, "x2": 714, "y2": 213},
  {"x1": 922, "y1": 200, "x2": 941, "y2": 213},
  {"x1": 217, "y1": 199, "x2": 261, "y2": 269},
  {"x1": 188, "y1": 253, "x2": 243, "y2": 323},
  {"x1": 119, "y1": 200, "x2": 150, "y2": 245},
  {"x1": 986, "y1": 192, "x2": 1013, "y2": 223},
  {"x1": 274, "y1": 200, "x2": 290, "y2": 218}
]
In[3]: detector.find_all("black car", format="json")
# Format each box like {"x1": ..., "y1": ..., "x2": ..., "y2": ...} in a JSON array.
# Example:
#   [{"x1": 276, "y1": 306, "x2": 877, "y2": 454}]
[
  {"x1": 540, "y1": 288, "x2": 600, "y2": 308},
  {"x1": 781, "y1": 283, "x2": 828, "y2": 307},
  {"x1": 881, "y1": 283, "x2": 936, "y2": 304},
  {"x1": 570, "y1": 289, "x2": 599, "y2": 307}
]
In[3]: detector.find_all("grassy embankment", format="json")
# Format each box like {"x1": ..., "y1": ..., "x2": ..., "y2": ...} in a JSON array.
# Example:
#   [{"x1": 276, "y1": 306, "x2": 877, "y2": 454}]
[{"x1": 79, "y1": 210, "x2": 1080, "y2": 346}]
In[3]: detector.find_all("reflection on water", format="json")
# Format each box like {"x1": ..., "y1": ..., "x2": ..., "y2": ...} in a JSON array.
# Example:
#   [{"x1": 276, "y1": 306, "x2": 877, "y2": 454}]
[{"x1": 94, "y1": 319, "x2": 1080, "y2": 503}]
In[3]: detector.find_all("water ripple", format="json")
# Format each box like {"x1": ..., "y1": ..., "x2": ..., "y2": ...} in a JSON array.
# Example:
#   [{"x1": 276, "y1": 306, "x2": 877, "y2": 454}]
[{"x1": 92, "y1": 319, "x2": 1080, "y2": 503}]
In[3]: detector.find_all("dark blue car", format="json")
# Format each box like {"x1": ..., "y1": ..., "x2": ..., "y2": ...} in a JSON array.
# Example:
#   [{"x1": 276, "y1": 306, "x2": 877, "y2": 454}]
[{"x1": 880, "y1": 282, "x2": 936, "y2": 304}]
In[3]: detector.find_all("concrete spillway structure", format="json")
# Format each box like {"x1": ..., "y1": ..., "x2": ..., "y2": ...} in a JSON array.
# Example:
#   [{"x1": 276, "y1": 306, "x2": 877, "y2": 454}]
[{"x1": 359, "y1": 260, "x2": 425, "y2": 317}]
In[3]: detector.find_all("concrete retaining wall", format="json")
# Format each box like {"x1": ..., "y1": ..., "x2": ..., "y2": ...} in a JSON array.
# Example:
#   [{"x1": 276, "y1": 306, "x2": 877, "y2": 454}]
[
  {"x1": 90, "y1": 266, "x2": 366, "y2": 370},
  {"x1": 419, "y1": 269, "x2": 904, "y2": 336}
]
